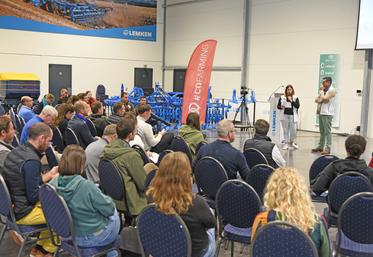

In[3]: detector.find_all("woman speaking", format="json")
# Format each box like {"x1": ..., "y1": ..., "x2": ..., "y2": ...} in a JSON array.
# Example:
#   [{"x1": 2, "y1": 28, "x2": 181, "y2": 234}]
[{"x1": 277, "y1": 84, "x2": 300, "y2": 150}]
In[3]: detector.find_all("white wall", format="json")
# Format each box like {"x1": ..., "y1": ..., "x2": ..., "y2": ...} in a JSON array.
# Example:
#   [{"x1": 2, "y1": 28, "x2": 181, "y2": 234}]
[
  {"x1": 0, "y1": 3, "x2": 164, "y2": 97},
  {"x1": 165, "y1": 0, "x2": 366, "y2": 134}
]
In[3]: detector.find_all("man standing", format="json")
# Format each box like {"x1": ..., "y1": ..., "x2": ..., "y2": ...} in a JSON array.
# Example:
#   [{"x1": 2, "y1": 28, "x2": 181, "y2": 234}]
[
  {"x1": 0, "y1": 116, "x2": 15, "y2": 170},
  {"x1": 18, "y1": 96, "x2": 35, "y2": 123},
  {"x1": 121, "y1": 92, "x2": 134, "y2": 112},
  {"x1": 312, "y1": 77, "x2": 337, "y2": 155}
]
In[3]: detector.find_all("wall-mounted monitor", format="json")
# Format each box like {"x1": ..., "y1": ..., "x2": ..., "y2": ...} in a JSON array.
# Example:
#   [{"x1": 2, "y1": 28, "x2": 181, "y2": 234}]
[{"x1": 356, "y1": 0, "x2": 373, "y2": 50}]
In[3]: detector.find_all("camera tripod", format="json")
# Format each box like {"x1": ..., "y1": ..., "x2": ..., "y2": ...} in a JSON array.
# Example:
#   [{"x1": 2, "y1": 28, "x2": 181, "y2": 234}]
[{"x1": 233, "y1": 91, "x2": 254, "y2": 138}]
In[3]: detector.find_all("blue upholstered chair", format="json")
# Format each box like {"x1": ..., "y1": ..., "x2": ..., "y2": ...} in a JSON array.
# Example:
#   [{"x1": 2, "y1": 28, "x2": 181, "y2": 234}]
[
  {"x1": 39, "y1": 184, "x2": 120, "y2": 257},
  {"x1": 246, "y1": 164, "x2": 275, "y2": 200},
  {"x1": 144, "y1": 169, "x2": 157, "y2": 190},
  {"x1": 157, "y1": 149, "x2": 173, "y2": 166},
  {"x1": 137, "y1": 204, "x2": 192, "y2": 257},
  {"x1": 336, "y1": 192, "x2": 373, "y2": 256},
  {"x1": 216, "y1": 180, "x2": 262, "y2": 256},
  {"x1": 252, "y1": 221, "x2": 318, "y2": 257},
  {"x1": 194, "y1": 156, "x2": 228, "y2": 208},
  {"x1": 65, "y1": 128, "x2": 80, "y2": 146},
  {"x1": 45, "y1": 146, "x2": 59, "y2": 169},
  {"x1": 52, "y1": 127, "x2": 65, "y2": 153},
  {"x1": 0, "y1": 174, "x2": 48, "y2": 257},
  {"x1": 243, "y1": 148, "x2": 268, "y2": 169},
  {"x1": 170, "y1": 136, "x2": 193, "y2": 163},
  {"x1": 195, "y1": 141, "x2": 208, "y2": 156},
  {"x1": 324, "y1": 172, "x2": 373, "y2": 227},
  {"x1": 309, "y1": 154, "x2": 339, "y2": 202}
]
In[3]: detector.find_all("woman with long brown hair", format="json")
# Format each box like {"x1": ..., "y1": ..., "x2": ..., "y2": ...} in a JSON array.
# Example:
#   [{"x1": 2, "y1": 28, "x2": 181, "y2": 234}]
[
  {"x1": 54, "y1": 103, "x2": 74, "y2": 136},
  {"x1": 147, "y1": 152, "x2": 216, "y2": 257},
  {"x1": 277, "y1": 84, "x2": 300, "y2": 150},
  {"x1": 179, "y1": 112, "x2": 206, "y2": 158}
]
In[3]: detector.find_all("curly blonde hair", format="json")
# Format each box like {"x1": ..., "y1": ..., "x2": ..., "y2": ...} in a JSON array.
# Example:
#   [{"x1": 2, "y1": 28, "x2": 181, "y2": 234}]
[
  {"x1": 146, "y1": 152, "x2": 193, "y2": 215},
  {"x1": 263, "y1": 167, "x2": 317, "y2": 233}
]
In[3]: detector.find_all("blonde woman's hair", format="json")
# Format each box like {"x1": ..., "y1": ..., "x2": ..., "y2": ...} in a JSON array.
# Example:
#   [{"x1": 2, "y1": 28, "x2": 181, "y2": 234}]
[
  {"x1": 146, "y1": 152, "x2": 193, "y2": 215},
  {"x1": 263, "y1": 167, "x2": 318, "y2": 233}
]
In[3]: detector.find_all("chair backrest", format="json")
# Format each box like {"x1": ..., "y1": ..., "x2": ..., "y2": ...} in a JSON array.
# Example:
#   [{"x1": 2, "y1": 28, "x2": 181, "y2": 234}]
[
  {"x1": 144, "y1": 169, "x2": 157, "y2": 190},
  {"x1": 39, "y1": 184, "x2": 74, "y2": 239},
  {"x1": 243, "y1": 148, "x2": 268, "y2": 169},
  {"x1": 14, "y1": 114, "x2": 22, "y2": 133},
  {"x1": 12, "y1": 134, "x2": 20, "y2": 147},
  {"x1": 137, "y1": 204, "x2": 192, "y2": 257},
  {"x1": 328, "y1": 171, "x2": 373, "y2": 214},
  {"x1": 9, "y1": 108, "x2": 16, "y2": 130},
  {"x1": 98, "y1": 160, "x2": 125, "y2": 201},
  {"x1": 252, "y1": 221, "x2": 318, "y2": 257},
  {"x1": 19, "y1": 116, "x2": 25, "y2": 129},
  {"x1": 0, "y1": 175, "x2": 16, "y2": 222},
  {"x1": 96, "y1": 84, "x2": 106, "y2": 101},
  {"x1": 86, "y1": 119, "x2": 97, "y2": 137},
  {"x1": 170, "y1": 136, "x2": 193, "y2": 163},
  {"x1": 157, "y1": 149, "x2": 173, "y2": 166},
  {"x1": 195, "y1": 141, "x2": 208, "y2": 155},
  {"x1": 52, "y1": 127, "x2": 65, "y2": 152},
  {"x1": 216, "y1": 179, "x2": 261, "y2": 228},
  {"x1": 338, "y1": 192, "x2": 373, "y2": 246},
  {"x1": 246, "y1": 164, "x2": 275, "y2": 199},
  {"x1": 194, "y1": 156, "x2": 228, "y2": 200},
  {"x1": 309, "y1": 154, "x2": 339, "y2": 183},
  {"x1": 132, "y1": 145, "x2": 149, "y2": 164},
  {"x1": 45, "y1": 146, "x2": 59, "y2": 169},
  {"x1": 65, "y1": 128, "x2": 80, "y2": 146}
]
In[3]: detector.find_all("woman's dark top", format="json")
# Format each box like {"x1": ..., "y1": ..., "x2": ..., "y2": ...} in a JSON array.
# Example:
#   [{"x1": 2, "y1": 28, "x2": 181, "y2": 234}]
[
  {"x1": 277, "y1": 97, "x2": 300, "y2": 115},
  {"x1": 180, "y1": 195, "x2": 216, "y2": 257}
]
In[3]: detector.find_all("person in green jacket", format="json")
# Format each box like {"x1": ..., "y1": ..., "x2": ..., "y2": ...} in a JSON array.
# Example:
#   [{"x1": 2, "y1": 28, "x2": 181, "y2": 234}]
[
  {"x1": 101, "y1": 112, "x2": 147, "y2": 216},
  {"x1": 179, "y1": 112, "x2": 206, "y2": 158},
  {"x1": 49, "y1": 145, "x2": 119, "y2": 257},
  {"x1": 252, "y1": 167, "x2": 330, "y2": 257}
]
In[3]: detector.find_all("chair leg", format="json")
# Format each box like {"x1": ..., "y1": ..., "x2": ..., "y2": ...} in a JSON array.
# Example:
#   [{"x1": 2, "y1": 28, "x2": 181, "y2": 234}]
[
  {"x1": 17, "y1": 240, "x2": 27, "y2": 257},
  {"x1": 0, "y1": 225, "x2": 7, "y2": 243},
  {"x1": 216, "y1": 238, "x2": 222, "y2": 257},
  {"x1": 239, "y1": 243, "x2": 244, "y2": 254},
  {"x1": 230, "y1": 241, "x2": 234, "y2": 257}
]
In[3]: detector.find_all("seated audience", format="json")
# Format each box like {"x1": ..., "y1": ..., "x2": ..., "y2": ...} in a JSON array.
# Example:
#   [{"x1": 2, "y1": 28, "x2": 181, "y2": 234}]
[
  {"x1": 54, "y1": 103, "x2": 74, "y2": 136},
  {"x1": 312, "y1": 135, "x2": 373, "y2": 195},
  {"x1": 85, "y1": 124, "x2": 117, "y2": 183},
  {"x1": 77, "y1": 92, "x2": 89, "y2": 103},
  {"x1": 102, "y1": 113, "x2": 147, "y2": 215},
  {"x1": 147, "y1": 152, "x2": 216, "y2": 257},
  {"x1": 67, "y1": 95, "x2": 80, "y2": 105},
  {"x1": 193, "y1": 119, "x2": 250, "y2": 180},
  {"x1": 135, "y1": 96, "x2": 147, "y2": 115},
  {"x1": 252, "y1": 168, "x2": 330, "y2": 257},
  {"x1": 86, "y1": 90, "x2": 97, "y2": 106},
  {"x1": 107, "y1": 102, "x2": 125, "y2": 124},
  {"x1": 179, "y1": 112, "x2": 206, "y2": 158},
  {"x1": 3, "y1": 123, "x2": 59, "y2": 256},
  {"x1": 0, "y1": 116, "x2": 15, "y2": 170},
  {"x1": 49, "y1": 145, "x2": 119, "y2": 257},
  {"x1": 89, "y1": 101, "x2": 109, "y2": 137},
  {"x1": 244, "y1": 119, "x2": 286, "y2": 168},
  {"x1": 33, "y1": 93, "x2": 55, "y2": 114},
  {"x1": 57, "y1": 88, "x2": 69, "y2": 105},
  {"x1": 20, "y1": 105, "x2": 58, "y2": 144},
  {"x1": 18, "y1": 96, "x2": 35, "y2": 123},
  {"x1": 67, "y1": 101, "x2": 95, "y2": 149},
  {"x1": 121, "y1": 92, "x2": 134, "y2": 112},
  {"x1": 137, "y1": 104, "x2": 173, "y2": 153}
]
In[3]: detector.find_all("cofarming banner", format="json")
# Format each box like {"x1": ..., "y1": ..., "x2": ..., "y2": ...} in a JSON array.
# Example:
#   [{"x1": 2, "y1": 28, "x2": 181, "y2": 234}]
[
  {"x1": 182, "y1": 40, "x2": 217, "y2": 124},
  {"x1": 0, "y1": 0, "x2": 156, "y2": 41}
]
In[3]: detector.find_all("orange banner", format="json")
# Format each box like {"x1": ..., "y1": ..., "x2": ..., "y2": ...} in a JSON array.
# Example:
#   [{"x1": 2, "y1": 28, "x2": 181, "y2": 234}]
[{"x1": 182, "y1": 40, "x2": 217, "y2": 124}]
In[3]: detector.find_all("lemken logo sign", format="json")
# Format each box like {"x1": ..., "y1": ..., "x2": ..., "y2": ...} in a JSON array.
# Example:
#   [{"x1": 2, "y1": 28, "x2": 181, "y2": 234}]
[{"x1": 123, "y1": 30, "x2": 152, "y2": 37}]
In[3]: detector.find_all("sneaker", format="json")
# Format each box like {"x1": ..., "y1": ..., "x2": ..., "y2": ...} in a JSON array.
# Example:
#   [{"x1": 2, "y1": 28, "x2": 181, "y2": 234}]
[
  {"x1": 282, "y1": 144, "x2": 289, "y2": 150},
  {"x1": 311, "y1": 148, "x2": 323, "y2": 153},
  {"x1": 9, "y1": 230, "x2": 23, "y2": 246},
  {"x1": 291, "y1": 143, "x2": 299, "y2": 149}
]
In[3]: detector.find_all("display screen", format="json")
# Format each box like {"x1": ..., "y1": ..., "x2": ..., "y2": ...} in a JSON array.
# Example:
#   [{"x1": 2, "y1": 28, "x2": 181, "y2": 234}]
[{"x1": 356, "y1": 0, "x2": 373, "y2": 49}]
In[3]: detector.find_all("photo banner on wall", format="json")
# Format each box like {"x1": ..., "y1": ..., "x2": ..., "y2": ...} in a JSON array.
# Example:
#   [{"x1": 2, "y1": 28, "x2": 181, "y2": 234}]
[
  {"x1": 182, "y1": 40, "x2": 217, "y2": 124},
  {"x1": 316, "y1": 54, "x2": 340, "y2": 127},
  {"x1": 0, "y1": 0, "x2": 156, "y2": 41}
]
